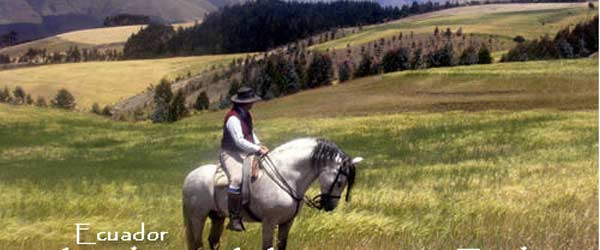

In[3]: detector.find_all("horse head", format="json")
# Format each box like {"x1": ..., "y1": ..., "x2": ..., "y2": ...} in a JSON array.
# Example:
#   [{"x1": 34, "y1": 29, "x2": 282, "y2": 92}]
[{"x1": 311, "y1": 139, "x2": 363, "y2": 211}]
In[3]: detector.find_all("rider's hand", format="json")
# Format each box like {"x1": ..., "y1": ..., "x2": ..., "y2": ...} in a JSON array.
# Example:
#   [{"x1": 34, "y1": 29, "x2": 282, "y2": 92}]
[{"x1": 259, "y1": 146, "x2": 269, "y2": 155}]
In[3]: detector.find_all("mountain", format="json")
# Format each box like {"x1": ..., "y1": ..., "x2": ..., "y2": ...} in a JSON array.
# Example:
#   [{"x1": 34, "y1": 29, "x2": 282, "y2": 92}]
[{"x1": 0, "y1": 0, "x2": 243, "y2": 42}]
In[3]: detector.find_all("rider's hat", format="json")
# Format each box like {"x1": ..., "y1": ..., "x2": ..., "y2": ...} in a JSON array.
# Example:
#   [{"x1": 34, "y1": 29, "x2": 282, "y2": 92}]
[{"x1": 231, "y1": 87, "x2": 262, "y2": 104}]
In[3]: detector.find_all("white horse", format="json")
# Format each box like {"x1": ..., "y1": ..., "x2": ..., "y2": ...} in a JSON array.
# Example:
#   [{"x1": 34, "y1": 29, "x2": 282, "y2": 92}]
[{"x1": 182, "y1": 138, "x2": 363, "y2": 250}]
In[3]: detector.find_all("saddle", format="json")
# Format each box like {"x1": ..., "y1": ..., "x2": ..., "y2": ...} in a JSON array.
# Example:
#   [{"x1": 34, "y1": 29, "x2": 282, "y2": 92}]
[{"x1": 214, "y1": 155, "x2": 260, "y2": 206}]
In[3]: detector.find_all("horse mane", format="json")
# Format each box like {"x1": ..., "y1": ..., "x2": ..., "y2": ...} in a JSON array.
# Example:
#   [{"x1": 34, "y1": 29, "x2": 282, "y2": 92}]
[{"x1": 310, "y1": 138, "x2": 356, "y2": 201}]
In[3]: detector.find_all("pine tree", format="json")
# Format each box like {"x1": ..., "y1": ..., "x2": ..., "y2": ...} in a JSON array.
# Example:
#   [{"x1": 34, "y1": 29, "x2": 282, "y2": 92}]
[
  {"x1": 151, "y1": 79, "x2": 173, "y2": 123},
  {"x1": 194, "y1": 91, "x2": 210, "y2": 111},
  {"x1": 13, "y1": 86, "x2": 25, "y2": 104},
  {"x1": 52, "y1": 89, "x2": 76, "y2": 109},
  {"x1": 0, "y1": 86, "x2": 10, "y2": 103},
  {"x1": 306, "y1": 53, "x2": 333, "y2": 88},
  {"x1": 169, "y1": 90, "x2": 188, "y2": 122},
  {"x1": 411, "y1": 48, "x2": 425, "y2": 69},
  {"x1": 459, "y1": 45, "x2": 479, "y2": 65},
  {"x1": 354, "y1": 55, "x2": 375, "y2": 78},
  {"x1": 338, "y1": 61, "x2": 352, "y2": 82},
  {"x1": 478, "y1": 45, "x2": 493, "y2": 64}
]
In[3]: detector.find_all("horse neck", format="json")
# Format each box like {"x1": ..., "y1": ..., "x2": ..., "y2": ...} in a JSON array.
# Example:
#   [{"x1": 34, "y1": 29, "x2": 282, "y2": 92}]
[{"x1": 266, "y1": 146, "x2": 319, "y2": 197}]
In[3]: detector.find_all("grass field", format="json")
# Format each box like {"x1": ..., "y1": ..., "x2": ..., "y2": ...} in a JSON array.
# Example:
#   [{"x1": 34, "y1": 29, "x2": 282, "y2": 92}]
[
  {"x1": 313, "y1": 3, "x2": 598, "y2": 50},
  {"x1": 0, "y1": 54, "x2": 246, "y2": 110},
  {"x1": 0, "y1": 58, "x2": 597, "y2": 249}
]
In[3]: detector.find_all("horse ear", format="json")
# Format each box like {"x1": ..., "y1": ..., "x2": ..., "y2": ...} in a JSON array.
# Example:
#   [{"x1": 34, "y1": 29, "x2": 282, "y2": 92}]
[{"x1": 351, "y1": 157, "x2": 363, "y2": 164}]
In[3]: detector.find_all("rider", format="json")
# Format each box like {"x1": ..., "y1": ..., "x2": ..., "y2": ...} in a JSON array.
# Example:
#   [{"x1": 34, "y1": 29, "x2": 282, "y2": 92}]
[{"x1": 220, "y1": 86, "x2": 269, "y2": 231}]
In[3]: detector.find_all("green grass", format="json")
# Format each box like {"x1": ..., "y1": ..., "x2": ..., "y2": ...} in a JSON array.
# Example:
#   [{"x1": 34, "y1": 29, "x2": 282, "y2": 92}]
[
  {"x1": 0, "y1": 54, "x2": 247, "y2": 110},
  {"x1": 313, "y1": 3, "x2": 597, "y2": 50},
  {"x1": 0, "y1": 58, "x2": 597, "y2": 249}
]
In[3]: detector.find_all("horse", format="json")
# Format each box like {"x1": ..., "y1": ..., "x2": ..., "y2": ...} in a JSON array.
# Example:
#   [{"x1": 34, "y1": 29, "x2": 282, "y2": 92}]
[{"x1": 182, "y1": 138, "x2": 363, "y2": 250}]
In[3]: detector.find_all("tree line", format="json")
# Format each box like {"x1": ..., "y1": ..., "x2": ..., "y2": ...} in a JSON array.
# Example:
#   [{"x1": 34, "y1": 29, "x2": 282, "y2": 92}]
[
  {"x1": 104, "y1": 14, "x2": 152, "y2": 27},
  {"x1": 501, "y1": 15, "x2": 598, "y2": 62},
  {"x1": 123, "y1": 0, "x2": 461, "y2": 59},
  {"x1": 0, "y1": 46, "x2": 121, "y2": 65}
]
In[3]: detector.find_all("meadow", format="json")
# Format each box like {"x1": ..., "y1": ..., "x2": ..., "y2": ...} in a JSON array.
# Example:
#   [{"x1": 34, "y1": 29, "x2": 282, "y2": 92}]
[
  {"x1": 0, "y1": 53, "x2": 246, "y2": 110},
  {"x1": 313, "y1": 3, "x2": 598, "y2": 50},
  {"x1": 0, "y1": 58, "x2": 597, "y2": 249}
]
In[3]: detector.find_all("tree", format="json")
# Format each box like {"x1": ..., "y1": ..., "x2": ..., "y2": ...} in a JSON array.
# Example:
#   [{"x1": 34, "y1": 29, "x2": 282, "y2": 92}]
[
  {"x1": 13, "y1": 86, "x2": 25, "y2": 104},
  {"x1": 354, "y1": 55, "x2": 375, "y2": 78},
  {"x1": 123, "y1": 24, "x2": 175, "y2": 59},
  {"x1": 411, "y1": 48, "x2": 425, "y2": 69},
  {"x1": 35, "y1": 96, "x2": 47, "y2": 107},
  {"x1": 102, "y1": 105, "x2": 112, "y2": 116},
  {"x1": 151, "y1": 79, "x2": 173, "y2": 123},
  {"x1": 382, "y1": 48, "x2": 410, "y2": 73},
  {"x1": 429, "y1": 43, "x2": 455, "y2": 67},
  {"x1": 0, "y1": 86, "x2": 10, "y2": 103},
  {"x1": 52, "y1": 89, "x2": 76, "y2": 109},
  {"x1": 170, "y1": 90, "x2": 188, "y2": 122},
  {"x1": 459, "y1": 45, "x2": 479, "y2": 65},
  {"x1": 194, "y1": 91, "x2": 210, "y2": 111},
  {"x1": 337, "y1": 61, "x2": 352, "y2": 82},
  {"x1": 306, "y1": 53, "x2": 333, "y2": 88},
  {"x1": 478, "y1": 45, "x2": 493, "y2": 64}
]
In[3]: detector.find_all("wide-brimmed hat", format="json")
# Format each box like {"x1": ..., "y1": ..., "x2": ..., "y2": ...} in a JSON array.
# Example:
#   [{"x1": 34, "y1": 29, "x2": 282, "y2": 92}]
[{"x1": 230, "y1": 87, "x2": 262, "y2": 104}]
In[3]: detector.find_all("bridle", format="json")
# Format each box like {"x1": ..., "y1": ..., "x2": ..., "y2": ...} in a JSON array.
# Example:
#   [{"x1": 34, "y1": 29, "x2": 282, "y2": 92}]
[{"x1": 258, "y1": 153, "x2": 353, "y2": 211}]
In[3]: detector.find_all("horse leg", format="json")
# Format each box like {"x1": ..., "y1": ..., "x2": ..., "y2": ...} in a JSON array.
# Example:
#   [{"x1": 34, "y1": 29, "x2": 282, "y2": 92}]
[
  {"x1": 262, "y1": 221, "x2": 276, "y2": 250},
  {"x1": 208, "y1": 211, "x2": 225, "y2": 250},
  {"x1": 276, "y1": 219, "x2": 295, "y2": 250},
  {"x1": 184, "y1": 206, "x2": 207, "y2": 250}
]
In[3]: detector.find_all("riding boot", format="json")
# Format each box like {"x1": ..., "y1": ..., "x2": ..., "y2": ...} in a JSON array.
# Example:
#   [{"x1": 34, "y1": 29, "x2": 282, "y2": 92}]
[{"x1": 227, "y1": 192, "x2": 245, "y2": 231}]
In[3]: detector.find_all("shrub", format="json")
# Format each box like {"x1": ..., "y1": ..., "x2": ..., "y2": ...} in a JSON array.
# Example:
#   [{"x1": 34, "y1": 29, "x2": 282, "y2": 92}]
[
  {"x1": 25, "y1": 94, "x2": 33, "y2": 105},
  {"x1": 102, "y1": 105, "x2": 112, "y2": 116},
  {"x1": 478, "y1": 45, "x2": 493, "y2": 64},
  {"x1": 91, "y1": 102, "x2": 102, "y2": 114},
  {"x1": 35, "y1": 96, "x2": 47, "y2": 107},
  {"x1": 52, "y1": 89, "x2": 76, "y2": 109}
]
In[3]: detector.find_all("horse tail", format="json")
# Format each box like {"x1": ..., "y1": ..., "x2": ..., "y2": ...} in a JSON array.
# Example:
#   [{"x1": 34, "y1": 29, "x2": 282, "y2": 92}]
[{"x1": 183, "y1": 195, "x2": 197, "y2": 250}]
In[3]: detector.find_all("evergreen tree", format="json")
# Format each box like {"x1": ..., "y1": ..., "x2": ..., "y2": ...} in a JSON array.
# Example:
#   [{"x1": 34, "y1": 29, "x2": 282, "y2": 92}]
[
  {"x1": 13, "y1": 86, "x2": 25, "y2": 104},
  {"x1": 52, "y1": 89, "x2": 76, "y2": 109},
  {"x1": 459, "y1": 45, "x2": 479, "y2": 65},
  {"x1": 306, "y1": 53, "x2": 333, "y2": 88},
  {"x1": 0, "y1": 86, "x2": 10, "y2": 103},
  {"x1": 151, "y1": 79, "x2": 173, "y2": 123},
  {"x1": 354, "y1": 55, "x2": 375, "y2": 78},
  {"x1": 411, "y1": 48, "x2": 425, "y2": 69},
  {"x1": 194, "y1": 91, "x2": 210, "y2": 111},
  {"x1": 169, "y1": 90, "x2": 188, "y2": 122},
  {"x1": 478, "y1": 45, "x2": 493, "y2": 64},
  {"x1": 338, "y1": 61, "x2": 352, "y2": 82},
  {"x1": 382, "y1": 48, "x2": 410, "y2": 73}
]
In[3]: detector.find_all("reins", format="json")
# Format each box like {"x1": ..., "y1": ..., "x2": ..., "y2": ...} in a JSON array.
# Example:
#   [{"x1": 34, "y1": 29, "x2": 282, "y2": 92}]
[{"x1": 258, "y1": 153, "x2": 352, "y2": 211}]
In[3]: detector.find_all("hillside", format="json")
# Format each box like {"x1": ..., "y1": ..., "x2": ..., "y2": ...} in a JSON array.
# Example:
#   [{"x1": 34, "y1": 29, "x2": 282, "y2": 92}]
[
  {"x1": 0, "y1": 58, "x2": 597, "y2": 249},
  {"x1": 0, "y1": 0, "x2": 228, "y2": 41},
  {"x1": 0, "y1": 22, "x2": 195, "y2": 58},
  {"x1": 0, "y1": 53, "x2": 247, "y2": 109},
  {"x1": 313, "y1": 2, "x2": 597, "y2": 50}
]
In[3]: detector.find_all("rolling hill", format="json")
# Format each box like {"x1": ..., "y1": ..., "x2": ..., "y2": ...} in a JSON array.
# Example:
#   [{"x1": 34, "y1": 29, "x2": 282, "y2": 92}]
[
  {"x1": 0, "y1": 22, "x2": 195, "y2": 58},
  {"x1": 0, "y1": 57, "x2": 597, "y2": 249},
  {"x1": 0, "y1": 53, "x2": 247, "y2": 109},
  {"x1": 0, "y1": 0, "x2": 234, "y2": 42},
  {"x1": 313, "y1": 2, "x2": 597, "y2": 50}
]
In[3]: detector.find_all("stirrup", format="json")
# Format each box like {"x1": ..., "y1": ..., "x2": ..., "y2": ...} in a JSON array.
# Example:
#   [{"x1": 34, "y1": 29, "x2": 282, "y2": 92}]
[{"x1": 227, "y1": 218, "x2": 245, "y2": 232}]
